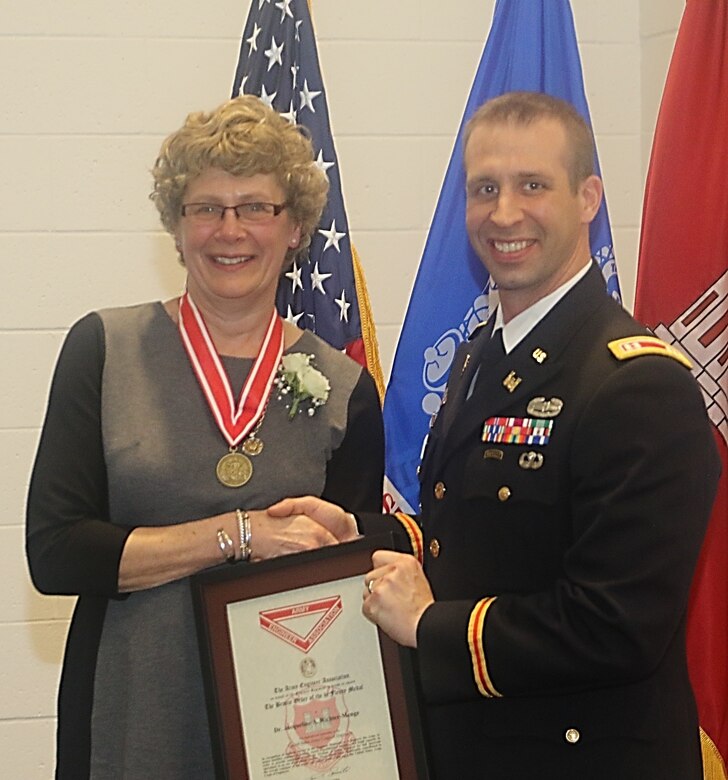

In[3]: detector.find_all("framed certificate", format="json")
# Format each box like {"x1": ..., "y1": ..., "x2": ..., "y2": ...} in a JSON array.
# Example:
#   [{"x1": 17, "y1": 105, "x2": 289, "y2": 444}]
[{"x1": 192, "y1": 534, "x2": 430, "y2": 779}]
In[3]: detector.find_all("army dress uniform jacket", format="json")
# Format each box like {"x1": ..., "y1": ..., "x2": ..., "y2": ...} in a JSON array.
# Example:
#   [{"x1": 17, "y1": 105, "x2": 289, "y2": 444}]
[{"x1": 359, "y1": 264, "x2": 720, "y2": 780}]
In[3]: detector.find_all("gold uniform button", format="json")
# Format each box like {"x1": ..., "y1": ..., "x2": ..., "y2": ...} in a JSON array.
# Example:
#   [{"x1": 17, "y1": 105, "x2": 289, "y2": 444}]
[
  {"x1": 434, "y1": 481, "x2": 446, "y2": 500},
  {"x1": 497, "y1": 486, "x2": 511, "y2": 502},
  {"x1": 429, "y1": 538, "x2": 441, "y2": 558},
  {"x1": 565, "y1": 728, "x2": 580, "y2": 744}
]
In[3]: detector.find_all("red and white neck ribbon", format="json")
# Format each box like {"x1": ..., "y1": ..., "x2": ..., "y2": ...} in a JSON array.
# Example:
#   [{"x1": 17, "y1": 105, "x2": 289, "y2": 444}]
[{"x1": 178, "y1": 292, "x2": 283, "y2": 448}]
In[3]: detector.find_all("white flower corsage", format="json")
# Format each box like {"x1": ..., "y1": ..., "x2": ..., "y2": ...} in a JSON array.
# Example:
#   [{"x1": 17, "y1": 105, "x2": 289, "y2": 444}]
[{"x1": 275, "y1": 353, "x2": 330, "y2": 419}]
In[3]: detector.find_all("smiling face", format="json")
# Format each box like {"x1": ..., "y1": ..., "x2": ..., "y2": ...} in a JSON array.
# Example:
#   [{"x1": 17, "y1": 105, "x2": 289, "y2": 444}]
[
  {"x1": 174, "y1": 168, "x2": 301, "y2": 316},
  {"x1": 464, "y1": 117, "x2": 602, "y2": 322}
]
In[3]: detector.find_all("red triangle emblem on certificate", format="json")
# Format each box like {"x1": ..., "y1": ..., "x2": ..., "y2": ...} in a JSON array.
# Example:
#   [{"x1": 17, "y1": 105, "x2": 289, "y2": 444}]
[{"x1": 259, "y1": 596, "x2": 343, "y2": 653}]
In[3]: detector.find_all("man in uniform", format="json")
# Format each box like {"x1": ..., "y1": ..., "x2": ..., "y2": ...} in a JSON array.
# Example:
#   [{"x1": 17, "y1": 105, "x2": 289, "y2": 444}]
[{"x1": 271, "y1": 92, "x2": 721, "y2": 779}]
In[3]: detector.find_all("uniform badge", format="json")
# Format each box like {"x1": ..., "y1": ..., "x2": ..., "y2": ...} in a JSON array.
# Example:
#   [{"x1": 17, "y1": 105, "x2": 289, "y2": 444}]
[
  {"x1": 518, "y1": 451, "x2": 544, "y2": 470},
  {"x1": 526, "y1": 396, "x2": 564, "y2": 418},
  {"x1": 502, "y1": 371, "x2": 522, "y2": 393},
  {"x1": 532, "y1": 348, "x2": 548, "y2": 364},
  {"x1": 483, "y1": 448, "x2": 504, "y2": 460},
  {"x1": 482, "y1": 417, "x2": 553, "y2": 445}
]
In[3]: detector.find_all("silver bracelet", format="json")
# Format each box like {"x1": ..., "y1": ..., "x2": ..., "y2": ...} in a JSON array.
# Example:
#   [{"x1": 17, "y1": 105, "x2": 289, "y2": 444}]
[
  {"x1": 236, "y1": 509, "x2": 252, "y2": 561},
  {"x1": 217, "y1": 529, "x2": 236, "y2": 564}
]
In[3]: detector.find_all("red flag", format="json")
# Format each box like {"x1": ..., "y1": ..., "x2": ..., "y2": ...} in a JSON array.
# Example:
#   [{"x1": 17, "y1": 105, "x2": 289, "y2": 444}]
[{"x1": 635, "y1": 1, "x2": 728, "y2": 775}]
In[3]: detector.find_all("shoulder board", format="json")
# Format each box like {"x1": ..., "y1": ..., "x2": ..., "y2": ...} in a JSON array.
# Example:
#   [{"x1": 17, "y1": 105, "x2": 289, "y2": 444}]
[{"x1": 607, "y1": 336, "x2": 692, "y2": 369}]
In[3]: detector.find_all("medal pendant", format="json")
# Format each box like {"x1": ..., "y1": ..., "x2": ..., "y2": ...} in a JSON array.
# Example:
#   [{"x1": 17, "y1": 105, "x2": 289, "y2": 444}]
[
  {"x1": 216, "y1": 451, "x2": 253, "y2": 488},
  {"x1": 242, "y1": 437, "x2": 264, "y2": 456}
]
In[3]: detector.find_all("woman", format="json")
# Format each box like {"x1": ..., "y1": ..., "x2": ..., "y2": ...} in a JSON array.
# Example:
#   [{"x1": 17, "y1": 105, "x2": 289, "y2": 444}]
[{"x1": 26, "y1": 95, "x2": 383, "y2": 779}]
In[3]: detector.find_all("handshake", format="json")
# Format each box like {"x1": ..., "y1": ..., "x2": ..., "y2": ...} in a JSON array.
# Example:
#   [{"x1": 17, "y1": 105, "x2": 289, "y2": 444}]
[
  {"x1": 248, "y1": 496, "x2": 433, "y2": 649},
  {"x1": 247, "y1": 495, "x2": 361, "y2": 561}
]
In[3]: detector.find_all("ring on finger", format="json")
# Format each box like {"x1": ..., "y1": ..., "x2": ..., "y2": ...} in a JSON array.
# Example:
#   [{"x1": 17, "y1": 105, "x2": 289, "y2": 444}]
[{"x1": 367, "y1": 579, "x2": 375, "y2": 594}]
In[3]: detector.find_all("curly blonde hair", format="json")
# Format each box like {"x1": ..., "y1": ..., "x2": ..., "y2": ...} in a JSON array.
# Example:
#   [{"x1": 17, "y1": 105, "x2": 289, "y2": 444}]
[{"x1": 150, "y1": 95, "x2": 329, "y2": 262}]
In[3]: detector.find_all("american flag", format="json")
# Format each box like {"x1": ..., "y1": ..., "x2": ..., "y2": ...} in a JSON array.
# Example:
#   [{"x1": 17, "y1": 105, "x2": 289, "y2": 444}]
[{"x1": 232, "y1": 0, "x2": 380, "y2": 382}]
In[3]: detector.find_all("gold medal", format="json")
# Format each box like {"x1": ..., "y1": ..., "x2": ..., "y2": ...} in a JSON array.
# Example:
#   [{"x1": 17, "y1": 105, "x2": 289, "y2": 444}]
[
  {"x1": 179, "y1": 294, "x2": 281, "y2": 491},
  {"x1": 242, "y1": 436, "x2": 264, "y2": 456},
  {"x1": 216, "y1": 450, "x2": 253, "y2": 488}
]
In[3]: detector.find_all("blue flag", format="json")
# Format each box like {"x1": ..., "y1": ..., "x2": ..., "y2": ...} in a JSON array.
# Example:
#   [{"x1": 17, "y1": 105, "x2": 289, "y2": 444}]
[
  {"x1": 382, "y1": 0, "x2": 620, "y2": 513},
  {"x1": 232, "y1": 0, "x2": 382, "y2": 383}
]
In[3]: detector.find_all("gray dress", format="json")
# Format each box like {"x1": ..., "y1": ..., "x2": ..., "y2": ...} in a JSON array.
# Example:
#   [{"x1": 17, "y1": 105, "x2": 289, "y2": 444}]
[{"x1": 26, "y1": 302, "x2": 384, "y2": 780}]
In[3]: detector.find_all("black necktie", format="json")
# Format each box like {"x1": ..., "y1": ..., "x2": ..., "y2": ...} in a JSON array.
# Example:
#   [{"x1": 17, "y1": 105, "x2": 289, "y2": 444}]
[
  {"x1": 483, "y1": 328, "x2": 506, "y2": 363},
  {"x1": 466, "y1": 328, "x2": 505, "y2": 399}
]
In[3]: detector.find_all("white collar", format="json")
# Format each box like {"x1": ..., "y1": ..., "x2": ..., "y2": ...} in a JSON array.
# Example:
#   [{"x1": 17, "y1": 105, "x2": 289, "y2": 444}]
[{"x1": 493, "y1": 262, "x2": 591, "y2": 353}]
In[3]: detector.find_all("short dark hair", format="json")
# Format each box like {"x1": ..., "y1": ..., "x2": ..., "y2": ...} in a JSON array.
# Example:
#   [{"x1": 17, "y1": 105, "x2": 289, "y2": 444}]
[{"x1": 464, "y1": 91, "x2": 596, "y2": 191}]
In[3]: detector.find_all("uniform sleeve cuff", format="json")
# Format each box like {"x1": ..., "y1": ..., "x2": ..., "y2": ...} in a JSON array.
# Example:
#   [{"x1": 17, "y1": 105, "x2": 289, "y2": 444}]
[
  {"x1": 468, "y1": 597, "x2": 502, "y2": 698},
  {"x1": 394, "y1": 512, "x2": 424, "y2": 563}
]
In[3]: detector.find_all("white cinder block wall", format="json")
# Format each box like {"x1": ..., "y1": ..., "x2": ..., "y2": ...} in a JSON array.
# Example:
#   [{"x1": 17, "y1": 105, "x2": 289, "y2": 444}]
[{"x1": 1, "y1": 0, "x2": 684, "y2": 775}]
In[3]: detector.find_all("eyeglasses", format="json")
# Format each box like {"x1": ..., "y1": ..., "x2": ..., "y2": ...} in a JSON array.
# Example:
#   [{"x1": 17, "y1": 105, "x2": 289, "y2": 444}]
[{"x1": 181, "y1": 202, "x2": 287, "y2": 224}]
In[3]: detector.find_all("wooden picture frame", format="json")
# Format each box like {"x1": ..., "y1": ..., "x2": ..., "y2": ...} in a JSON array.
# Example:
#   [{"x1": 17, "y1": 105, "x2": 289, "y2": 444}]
[{"x1": 192, "y1": 534, "x2": 430, "y2": 779}]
